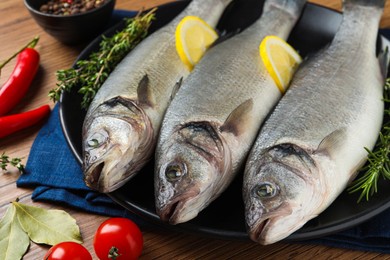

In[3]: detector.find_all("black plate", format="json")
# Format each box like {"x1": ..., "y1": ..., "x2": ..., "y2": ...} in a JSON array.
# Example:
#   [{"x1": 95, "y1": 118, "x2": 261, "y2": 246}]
[{"x1": 59, "y1": 0, "x2": 390, "y2": 241}]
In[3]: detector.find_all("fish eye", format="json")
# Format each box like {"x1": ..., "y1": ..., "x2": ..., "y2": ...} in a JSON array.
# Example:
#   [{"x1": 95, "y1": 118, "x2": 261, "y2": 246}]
[
  {"x1": 253, "y1": 182, "x2": 278, "y2": 199},
  {"x1": 165, "y1": 162, "x2": 186, "y2": 182},
  {"x1": 87, "y1": 132, "x2": 108, "y2": 148},
  {"x1": 87, "y1": 139, "x2": 100, "y2": 148}
]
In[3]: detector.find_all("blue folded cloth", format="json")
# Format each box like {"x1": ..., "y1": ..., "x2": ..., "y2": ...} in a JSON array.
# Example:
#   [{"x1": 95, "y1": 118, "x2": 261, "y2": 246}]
[
  {"x1": 308, "y1": 211, "x2": 390, "y2": 253},
  {"x1": 15, "y1": 9, "x2": 390, "y2": 254}
]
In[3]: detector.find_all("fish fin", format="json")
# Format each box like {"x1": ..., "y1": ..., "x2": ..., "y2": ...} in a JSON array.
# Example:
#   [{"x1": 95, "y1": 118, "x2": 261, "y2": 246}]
[
  {"x1": 220, "y1": 99, "x2": 253, "y2": 136},
  {"x1": 315, "y1": 128, "x2": 347, "y2": 157},
  {"x1": 137, "y1": 74, "x2": 154, "y2": 108},
  {"x1": 170, "y1": 77, "x2": 183, "y2": 101},
  {"x1": 378, "y1": 36, "x2": 390, "y2": 79}
]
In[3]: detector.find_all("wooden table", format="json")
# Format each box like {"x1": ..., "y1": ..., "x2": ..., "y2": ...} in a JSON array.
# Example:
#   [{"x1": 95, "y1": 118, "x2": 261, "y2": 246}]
[{"x1": 2, "y1": 0, "x2": 390, "y2": 259}]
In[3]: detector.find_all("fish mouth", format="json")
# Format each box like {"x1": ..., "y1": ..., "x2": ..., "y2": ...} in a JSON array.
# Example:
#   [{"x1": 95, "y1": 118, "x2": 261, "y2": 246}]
[
  {"x1": 161, "y1": 200, "x2": 184, "y2": 224},
  {"x1": 158, "y1": 191, "x2": 199, "y2": 224},
  {"x1": 250, "y1": 218, "x2": 270, "y2": 244},
  {"x1": 84, "y1": 161, "x2": 105, "y2": 191}
]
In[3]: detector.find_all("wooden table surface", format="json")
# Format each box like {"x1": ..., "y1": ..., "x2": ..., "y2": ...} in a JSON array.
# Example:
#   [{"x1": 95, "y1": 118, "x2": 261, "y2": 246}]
[{"x1": 2, "y1": 0, "x2": 390, "y2": 259}]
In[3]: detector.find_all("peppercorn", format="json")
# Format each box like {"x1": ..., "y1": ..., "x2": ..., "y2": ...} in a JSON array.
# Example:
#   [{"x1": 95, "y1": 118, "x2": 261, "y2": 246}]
[{"x1": 39, "y1": 0, "x2": 108, "y2": 15}]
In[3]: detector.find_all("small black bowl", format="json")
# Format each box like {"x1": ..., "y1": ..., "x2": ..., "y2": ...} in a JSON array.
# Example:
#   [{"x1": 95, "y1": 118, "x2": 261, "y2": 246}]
[{"x1": 24, "y1": 0, "x2": 116, "y2": 45}]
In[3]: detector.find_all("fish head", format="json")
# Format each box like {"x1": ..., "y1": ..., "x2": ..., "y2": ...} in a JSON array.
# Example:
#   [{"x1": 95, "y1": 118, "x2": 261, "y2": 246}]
[
  {"x1": 155, "y1": 122, "x2": 231, "y2": 224},
  {"x1": 83, "y1": 96, "x2": 154, "y2": 193},
  {"x1": 244, "y1": 143, "x2": 321, "y2": 245}
]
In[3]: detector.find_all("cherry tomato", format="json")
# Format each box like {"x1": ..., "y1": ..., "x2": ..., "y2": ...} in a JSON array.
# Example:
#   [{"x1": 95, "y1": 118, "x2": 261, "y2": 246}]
[
  {"x1": 93, "y1": 218, "x2": 143, "y2": 260},
  {"x1": 43, "y1": 241, "x2": 92, "y2": 260}
]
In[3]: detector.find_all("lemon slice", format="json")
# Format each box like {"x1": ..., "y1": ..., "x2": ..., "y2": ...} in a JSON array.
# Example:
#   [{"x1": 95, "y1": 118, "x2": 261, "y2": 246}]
[
  {"x1": 259, "y1": 35, "x2": 302, "y2": 93},
  {"x1": 175, "y1": 16, "x2": 218, "y2": 71}
]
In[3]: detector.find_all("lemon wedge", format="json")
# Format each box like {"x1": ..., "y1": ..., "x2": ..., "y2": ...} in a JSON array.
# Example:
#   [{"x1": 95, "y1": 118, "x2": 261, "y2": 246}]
[
  {"x1": 259, "y1": 35, "x2": 302, "y2": 93},
  {"x1": 175, "y1": 16, "x2": 218, "y2": 71}
]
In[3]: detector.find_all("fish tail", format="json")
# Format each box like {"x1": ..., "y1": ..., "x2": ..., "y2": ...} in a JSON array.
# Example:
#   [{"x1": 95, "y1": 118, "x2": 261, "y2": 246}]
[
  {"x1": 263, "y1": 0, "x2": 307, "y2": 18},
  {"x1": 343, "y1": 0, "x2": 386, "y2": 8}
]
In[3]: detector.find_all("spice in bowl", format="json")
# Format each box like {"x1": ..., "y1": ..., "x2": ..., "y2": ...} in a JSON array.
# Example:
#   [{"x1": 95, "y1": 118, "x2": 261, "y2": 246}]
[{"x1": 39, "y1": 0, "x2": 108, "y2": 15}]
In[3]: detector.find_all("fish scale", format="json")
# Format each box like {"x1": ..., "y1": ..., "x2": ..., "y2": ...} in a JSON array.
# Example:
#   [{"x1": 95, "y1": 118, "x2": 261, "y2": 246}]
[
  {"x1": 155, "y1": 0, "x2": 307, "y2": 225},
  {"x1": 243, "y1": 0, "x2": 386, "y2": 245}
]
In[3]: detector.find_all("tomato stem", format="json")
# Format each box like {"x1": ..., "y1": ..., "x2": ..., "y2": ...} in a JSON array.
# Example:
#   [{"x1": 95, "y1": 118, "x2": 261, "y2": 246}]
[
  {"x1": 108, "y1": 246, "x2": 121, "y2": 260},
  {"x1": 0, "y1": 36, "x2": 39, "y2": 73}
]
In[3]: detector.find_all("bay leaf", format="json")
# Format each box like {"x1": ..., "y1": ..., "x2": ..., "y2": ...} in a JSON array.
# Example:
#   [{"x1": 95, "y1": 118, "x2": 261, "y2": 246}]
[
  {"x1": 13, "y1": 202, "x2": 83, "y2": 245},
  {"x1": 0, "y1": 203, "x2": 30, "y2": 260}
]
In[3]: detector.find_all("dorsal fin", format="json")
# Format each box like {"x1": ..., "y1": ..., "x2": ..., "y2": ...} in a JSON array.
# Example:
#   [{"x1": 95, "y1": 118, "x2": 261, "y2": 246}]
[
  {"x1": 220, "y1": 99, "x2": 253, "y2": 136},
  {"x1": 137, "y1": 74, "x2": 154, "y2": 108},
  {"x1": 170, "y1": 77, "x2": 183, "y2": 101},
  {"x1": 315, "y1": 128, "x2": 347, "y2": 158},
  {"x1": 210, "y1": 29, "x2": 240, "y2": 48}
]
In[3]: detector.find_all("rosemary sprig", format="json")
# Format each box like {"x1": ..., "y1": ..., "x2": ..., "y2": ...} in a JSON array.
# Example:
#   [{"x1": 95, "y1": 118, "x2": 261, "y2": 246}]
[
  {"x1": 49, "y1": 9, "x2": 156, "y2": 109},
  {"x1": 348, "y1": 78, "x2": 390, "y2": 202},
  {"x1": 1, "y1": 152, "x2": 24, "y2": 173}
]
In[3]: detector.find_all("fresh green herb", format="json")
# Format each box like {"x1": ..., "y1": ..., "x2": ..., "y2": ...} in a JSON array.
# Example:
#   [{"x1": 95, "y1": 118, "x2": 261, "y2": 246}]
[
  {"x1": 348, "y1": 78, "x2": 390, "y2": 202},
  {"x1": 0, "y1": 152, "x2": 24, "y2": 173},
  {"x1": 49, "y1": 9, "x2": 156, "y2": 109}
]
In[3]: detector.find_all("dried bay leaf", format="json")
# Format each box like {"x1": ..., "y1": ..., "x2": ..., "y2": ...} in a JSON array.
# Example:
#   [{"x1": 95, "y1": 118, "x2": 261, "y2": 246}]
[
  {"x1": 0, "y1": 204, "x2": 30, "y2": 260},
  {"x1": 13, "y1": 202, "x2": 83, "y2": 245}
]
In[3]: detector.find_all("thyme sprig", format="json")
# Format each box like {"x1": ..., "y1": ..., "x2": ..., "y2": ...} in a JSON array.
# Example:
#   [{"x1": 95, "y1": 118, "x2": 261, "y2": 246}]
[
  {"x1": 49, "y1": 9, "x2": 156, "y2": 109},
  {"x1": 1, "y1": 152, "x2": 24, "y2": 173},
  {"x1": 348, "y1": 78, "x2": 390, "y2": 202}
]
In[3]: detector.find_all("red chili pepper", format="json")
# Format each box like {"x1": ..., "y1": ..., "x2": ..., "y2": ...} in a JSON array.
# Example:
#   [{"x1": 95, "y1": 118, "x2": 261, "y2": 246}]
[
  {"x1": 0, "y1": 105, "x2": 50, "y2": 138},
  {"x1": 0, "y1": 47, "x2": 40, "y2": 116}
]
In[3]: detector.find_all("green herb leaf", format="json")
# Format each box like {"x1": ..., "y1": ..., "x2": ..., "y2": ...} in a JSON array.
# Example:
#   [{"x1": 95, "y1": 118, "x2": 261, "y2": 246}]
[
  {"x1": 0, "y1": 204, "x2": 30, "y2": 260},
  {"x1": 0, "y1": 152, "x2": 24, "y2": 173},
  {"x1": 13, "y1": 202, "x2": 82, "y2": 245},
  {"x1": 49, "y1": 8, "x2": 156, "y2": 109}
]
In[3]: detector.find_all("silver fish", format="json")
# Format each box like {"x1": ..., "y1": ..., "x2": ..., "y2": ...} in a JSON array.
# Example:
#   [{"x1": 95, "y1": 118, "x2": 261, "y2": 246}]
[
  {"x1": 82, "y1": 0, "x2": 232, "y2": 193},
  {"x1": 243, "y1": 0, "x2": 387, "y2": 245},
  {"x1": 155, "y1": 0, "x2": 307, "y2": 224}
]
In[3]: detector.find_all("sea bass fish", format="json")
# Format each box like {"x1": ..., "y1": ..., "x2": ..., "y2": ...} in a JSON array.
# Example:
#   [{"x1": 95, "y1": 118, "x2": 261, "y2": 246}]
[
  {"x1": 82, "y1": 0, "x2": 232, "y2": 193},
  {"x1": 154, "y1": 0, "x2": 307, "y2": 225},
  {"x1": 243, "y1": 0, "x2": 387, "y2": 245}
]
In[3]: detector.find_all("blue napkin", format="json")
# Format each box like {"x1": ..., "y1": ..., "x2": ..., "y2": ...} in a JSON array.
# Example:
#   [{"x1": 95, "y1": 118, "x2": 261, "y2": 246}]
[
  {"x1": 309, "y1": 211, "x2": 390, "y2": 253},
  {"x1": 15, "y1": 9, "x2": 390, "y2": 253}
]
